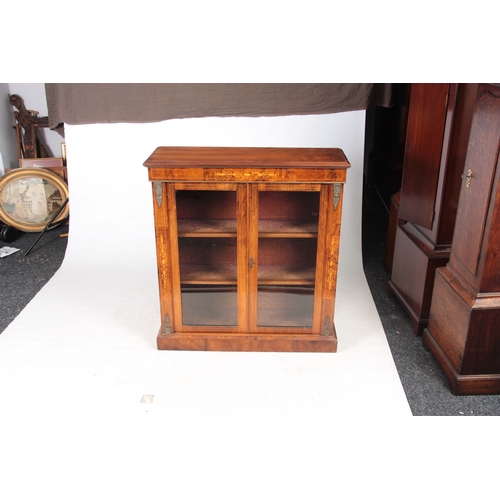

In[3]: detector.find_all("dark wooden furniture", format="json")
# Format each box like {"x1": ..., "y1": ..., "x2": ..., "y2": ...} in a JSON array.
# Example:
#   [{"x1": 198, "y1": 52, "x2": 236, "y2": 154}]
[
  {"x1": 383, "y1": 190, "x2": 402, "y2": 272},
  {"x1": 144, "y1": 147, "x2": 350, "y2": 352},
  {"x1": 10, "y1": 94, "x2": 50, "y2": 159},
  {"x1": 388, "y1": 84, "x2": 476, "y2": 335},
  {"x1": 423, "y1": 84, "x2": 500, "y2": 395},
  {"x1": 365, "y1": 83, "x2": 410, "y2": 211}
]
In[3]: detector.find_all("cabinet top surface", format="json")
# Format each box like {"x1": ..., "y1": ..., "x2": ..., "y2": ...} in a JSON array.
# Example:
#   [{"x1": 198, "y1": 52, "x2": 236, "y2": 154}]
[{"x1": 144, "y1": 147, "x2": 350, "y2": 169}]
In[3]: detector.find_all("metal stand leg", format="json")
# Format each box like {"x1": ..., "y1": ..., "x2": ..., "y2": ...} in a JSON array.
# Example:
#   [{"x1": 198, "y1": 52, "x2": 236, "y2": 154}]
[{"x1": 25, "y1": 198, "x2": 69, "y2": 256}]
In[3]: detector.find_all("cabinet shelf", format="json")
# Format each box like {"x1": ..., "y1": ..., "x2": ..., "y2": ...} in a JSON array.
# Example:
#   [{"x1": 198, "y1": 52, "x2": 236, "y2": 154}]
[
  {"x1": 177, "y1": 219, "x2": 237, "y2": 237},
  {"x1": 258, "y1": 220, "x2": 318, "y2": 238},
  {"x1": 177, "y1": 219, "x2": 318, "y2": 238},
  {"x1": 180, "y1": 264, "x2": 237, "y2": 284},
  {"x1": 179, "y1": 264, "x2": 316, "y2": 285},
  {"x1": 258, "y1": 265, "x2": 316, "y2": 284}
]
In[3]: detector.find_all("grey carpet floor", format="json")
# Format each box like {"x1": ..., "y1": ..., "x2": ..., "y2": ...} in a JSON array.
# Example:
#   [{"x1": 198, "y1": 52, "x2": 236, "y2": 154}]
[
  {"x1": 362, "y1": 201, "x2": 500, "y2": 415},
  {"x1": 1, "y1": 211, "x2": 500, "y2": 416},
  {"x1": 0, "y1": 224, "x2": 68, "y2": 333}
]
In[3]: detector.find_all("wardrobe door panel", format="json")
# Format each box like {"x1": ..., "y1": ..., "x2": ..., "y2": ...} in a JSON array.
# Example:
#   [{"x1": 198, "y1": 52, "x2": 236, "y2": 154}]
[{"x1": 399, "y1": 83, "x2": 449, "y2": 229}]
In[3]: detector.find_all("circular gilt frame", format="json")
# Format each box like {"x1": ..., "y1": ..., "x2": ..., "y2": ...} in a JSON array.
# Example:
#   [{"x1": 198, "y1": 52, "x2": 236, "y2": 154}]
[{"x1": 0, "y1": 168, "x2": 69, "y2": 232}]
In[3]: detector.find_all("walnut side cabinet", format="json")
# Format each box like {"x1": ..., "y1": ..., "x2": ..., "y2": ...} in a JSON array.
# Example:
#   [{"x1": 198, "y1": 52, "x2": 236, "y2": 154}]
[{"x1": 144, "y1": 147, "x2": 350, "y2": 352}]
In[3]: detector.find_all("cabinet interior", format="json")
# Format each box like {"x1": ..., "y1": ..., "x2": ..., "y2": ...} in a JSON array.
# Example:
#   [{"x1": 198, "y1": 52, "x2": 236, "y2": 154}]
[{"x1": 175, "y1": 188, "x2": 320, "y2": 328}]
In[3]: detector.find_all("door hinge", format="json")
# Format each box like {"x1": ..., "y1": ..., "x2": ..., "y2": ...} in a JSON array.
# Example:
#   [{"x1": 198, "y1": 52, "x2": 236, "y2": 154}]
[
  {"x1": 249, "y1": 258, "x2": 255, "y2": 269},
  {"x1": 431, "y1": 210, "x2": 436, "y2": 223}
]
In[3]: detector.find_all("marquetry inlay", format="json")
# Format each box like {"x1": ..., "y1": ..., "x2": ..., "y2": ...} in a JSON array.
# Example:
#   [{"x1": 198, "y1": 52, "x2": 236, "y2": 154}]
[
  {"x1": 326, "y1": 235, "x2": 337, "y2": 291},
  {"x1": 158, "y1": 233, "x2": 168, "y2": 289},
  {"x1": 214, "y1": 170, "x2": 280, "y2": 181}
]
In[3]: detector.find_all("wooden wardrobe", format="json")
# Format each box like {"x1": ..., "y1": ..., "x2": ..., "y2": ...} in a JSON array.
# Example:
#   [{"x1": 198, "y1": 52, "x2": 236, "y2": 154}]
[
  {"x1": 423, "y1": 83, "x2": 500, "y2": 395},
  {"x1": 388, "y1": 84, "x2": 477, "y2": 335}
]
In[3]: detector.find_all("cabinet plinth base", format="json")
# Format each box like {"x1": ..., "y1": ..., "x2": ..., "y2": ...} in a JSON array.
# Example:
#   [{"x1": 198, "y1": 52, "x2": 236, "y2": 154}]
[
  {"x1": 157, "y1": 328, "x2": 338, "y2": 352},
  {"x1": 388, "y1": 223, "x2": 451, "y2": 336},
  {"x1": 422, "y1": 267, "x2": 500, "y2": 395},
  {"x1": 387, "y1": 280, "x2": 429, "y2": 336},
  {"x1": 423, "y1": 328, "x2": 500, "y2": 395}
]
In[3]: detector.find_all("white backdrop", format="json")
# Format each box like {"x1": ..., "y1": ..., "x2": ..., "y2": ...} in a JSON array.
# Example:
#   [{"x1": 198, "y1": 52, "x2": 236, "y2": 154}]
[
  {"x1": 64, "y1": 112, "x2": 367, "y2": 274},
  {"x1": 1, "y1": 111, "x2": 420, "y2": 499}
]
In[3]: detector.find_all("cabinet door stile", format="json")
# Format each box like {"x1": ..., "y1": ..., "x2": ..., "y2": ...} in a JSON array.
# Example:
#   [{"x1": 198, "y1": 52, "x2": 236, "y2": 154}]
[
  {"x1": 152, "y1": 181, "x2": 175, "y2": 336},
  {"x1": 321, "y1": 183, "x2": 343, "y2": 336},
  {"x1": 237, "y1": 184, "x2": 249, "y2": 332},
  {"x1": 166, "y1": 183, "x2": 183, "y2": 332},
  {"x1": 247, "y1": 184, "x2": 260, "y2": 332},
  {"x1": 312, "y1": 185, "x2": 329, "y2": 333}
]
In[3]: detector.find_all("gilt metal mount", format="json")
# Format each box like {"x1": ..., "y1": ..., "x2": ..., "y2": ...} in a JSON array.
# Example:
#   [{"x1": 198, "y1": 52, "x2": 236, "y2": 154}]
[
  {"x1": 323, "y1": 316, "x2": 331, "y2": 336},
  {"x1": 154, "y1": 181, "x2": 163, "y2": 207},
  {"x1": 164, "y1": 314, "x2": 172, "y2": 334},
  {"x1": 333, "y1": 183, "x2": 341, "y2": 210}
]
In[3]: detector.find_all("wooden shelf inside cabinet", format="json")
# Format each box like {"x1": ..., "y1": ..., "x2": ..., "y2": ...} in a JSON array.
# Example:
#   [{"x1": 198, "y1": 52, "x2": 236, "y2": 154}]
[
  {"x1": 144, "y1": 146, "x2": 350, "y2": 352},
  {"x1": 177, "y1": 219, "x2": 237, "y2": 237},
  {"x1": 258, "y1": 220, "x2": 318, "y2": 237},
  {"x1": 258, "y1": 264, "x2": 316, "y2": 284},
  {"x1": 179, "y1": 264, "x2": 237, "y2": 284}
]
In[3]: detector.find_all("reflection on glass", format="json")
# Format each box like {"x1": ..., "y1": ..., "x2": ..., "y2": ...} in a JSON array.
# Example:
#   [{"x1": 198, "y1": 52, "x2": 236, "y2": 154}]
[
  {"x1": 257, "y1": 238, "x2": 317, "y2": 282},
  {"x1": 257, "y1": 190, "x2": 319, "y2": 328},
  {"x1": 181, "y1": 285, "x2": 238, "y2": 326},
  {"x1": 258, "y1": 285, "x2": 314, "y2": 327},
  {"x1": 176, "y1": 190, "x2": 237, "y2": 232},
  {"x1": 176, "y1": 190, "x2": 238, "y2": 327},
  {"x1": 257, "y1": 237, "x2": 317, "y2": 328},
  {"x1": 178, "y1": 237, "x2": 237, "y2": 282}
]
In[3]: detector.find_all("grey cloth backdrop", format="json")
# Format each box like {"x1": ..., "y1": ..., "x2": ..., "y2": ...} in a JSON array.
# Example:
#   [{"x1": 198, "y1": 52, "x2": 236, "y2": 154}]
[{"x1": 45, "y1": 83, "x2": 392, "y2": 132}]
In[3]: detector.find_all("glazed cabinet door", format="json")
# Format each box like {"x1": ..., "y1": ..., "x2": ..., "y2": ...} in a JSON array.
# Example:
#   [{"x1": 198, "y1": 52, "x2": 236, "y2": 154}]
[
  {"x1": 168, "y1": 183, "x2": 248, "y2": 332},
  {"x1": 248, "y1": 184, "x2": 328, "y2": 333}
]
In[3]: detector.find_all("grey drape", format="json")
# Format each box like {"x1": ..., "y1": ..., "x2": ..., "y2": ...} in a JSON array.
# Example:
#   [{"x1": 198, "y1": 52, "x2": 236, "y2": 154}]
[{"x1": 45, "y1": 83, "x2": 392, "y2": 132}]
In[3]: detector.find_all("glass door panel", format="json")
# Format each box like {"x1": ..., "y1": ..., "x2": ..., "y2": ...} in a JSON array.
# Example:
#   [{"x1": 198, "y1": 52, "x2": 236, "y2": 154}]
[
  {"x1": 257, "y1": 286, "x2": 315, "y2": 327},
  {"x1": 181, "y1": 285, "x2": 238, "y2": 326},
  {"x1": 176, "y1": 189, "x2": 238, "y2": 327},
  {"x1": 256, "y1": 190, "x2": 320, "y2": 328}
]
